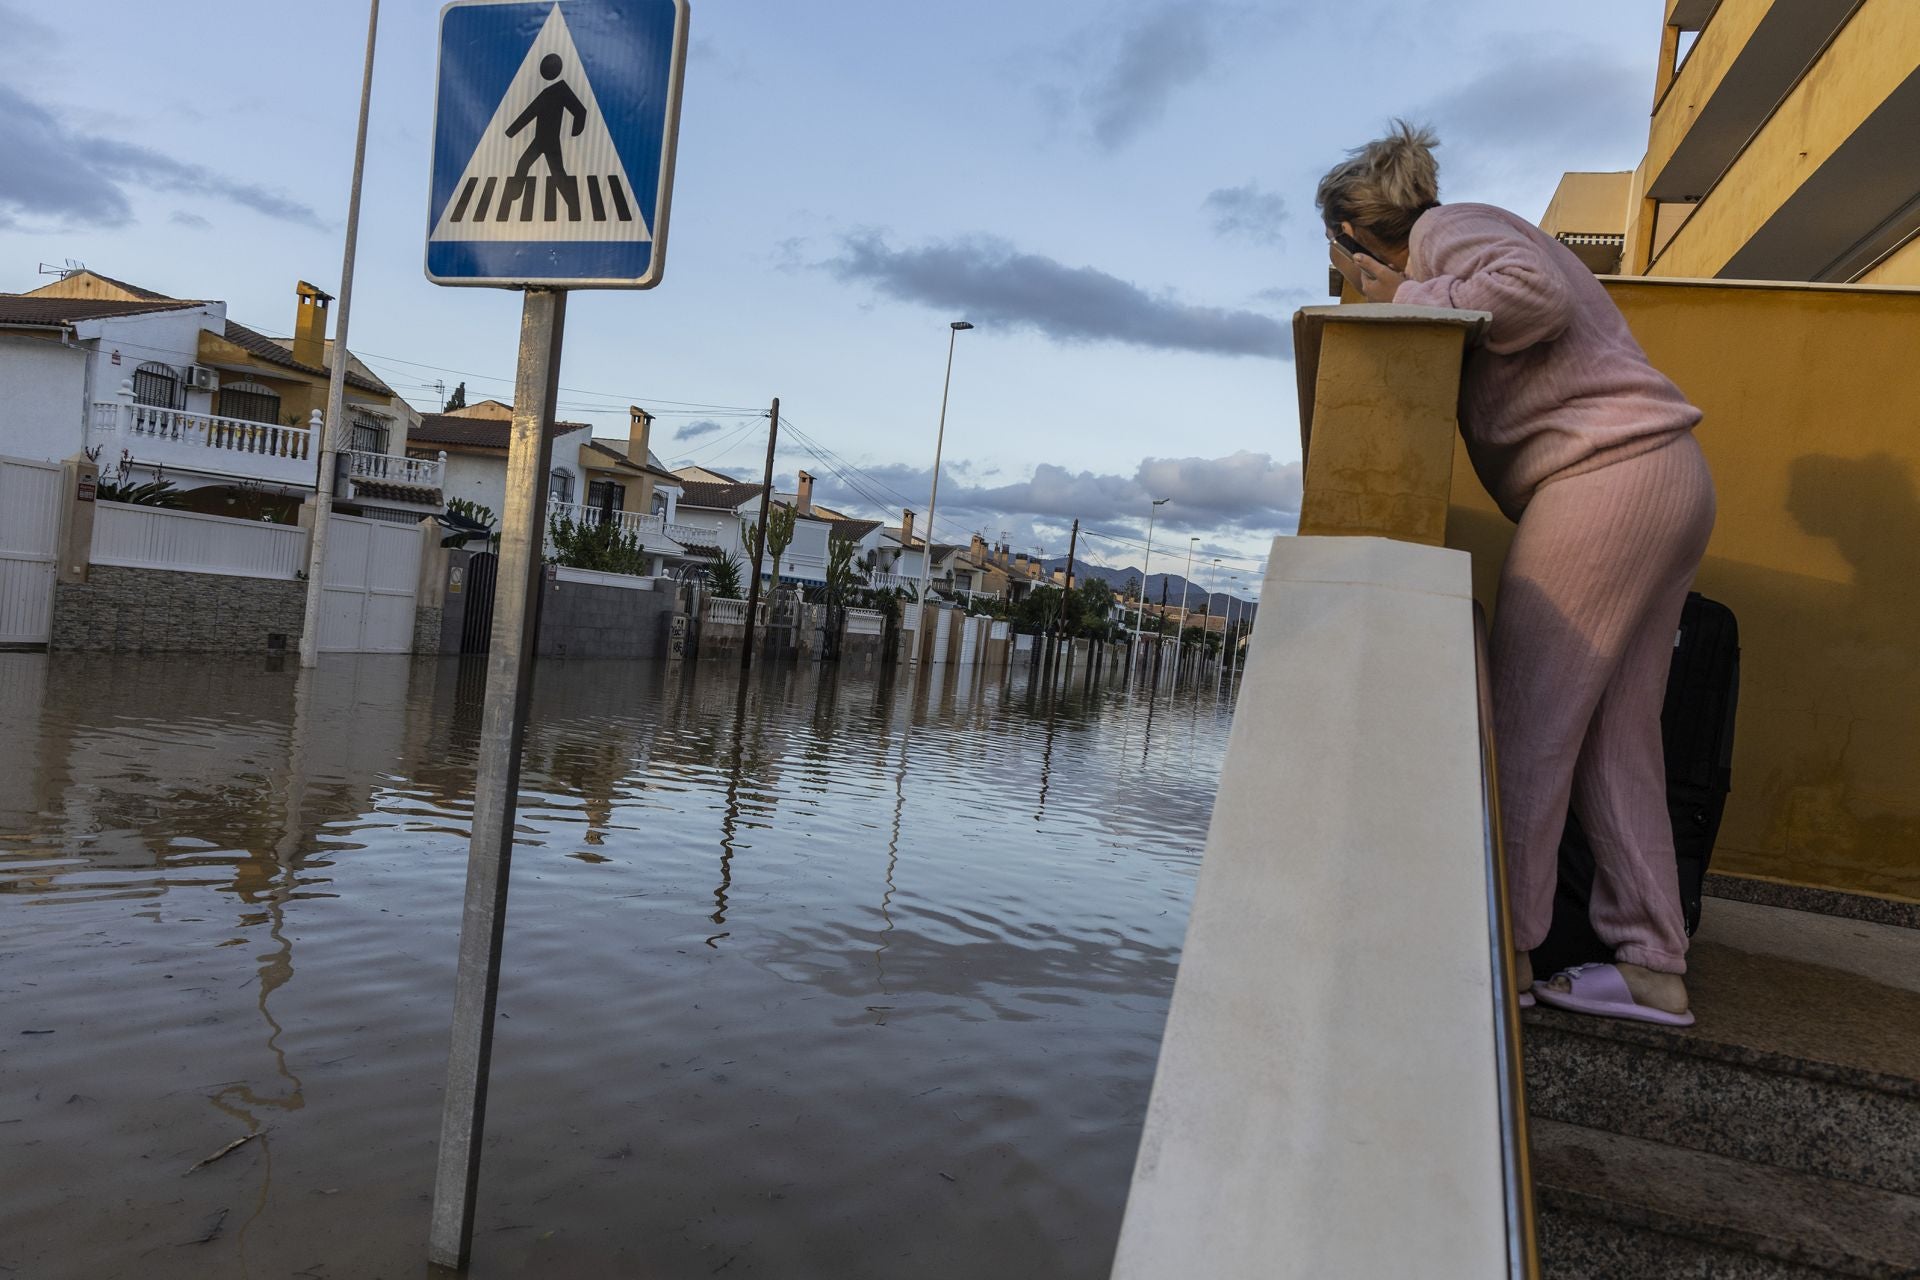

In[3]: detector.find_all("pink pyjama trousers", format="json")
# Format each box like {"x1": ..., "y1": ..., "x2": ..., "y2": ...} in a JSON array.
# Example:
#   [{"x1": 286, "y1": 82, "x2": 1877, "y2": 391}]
[{"x1": 1492, "y1": 433, "x2": 1717, "y2": 975}]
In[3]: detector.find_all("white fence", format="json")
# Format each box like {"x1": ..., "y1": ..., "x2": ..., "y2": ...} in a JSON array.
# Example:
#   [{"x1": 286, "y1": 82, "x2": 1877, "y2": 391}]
[
  {"x1": 0, "y1": 456, "x2": 61, "y2": 646},
  {"x1": 989, "y1": 620, "x2": 1010, "y2": 641},
  {"x1": 92, "y1": 501, "x2": 307, "y2": 580},
  {"x1": 554, "y1": 565, "x2": 659, "y2": 592},
  {"x1": 844, "y1": 607, "x2": 883, "y2": 636},
  {"x1": 868, "y1": 572, "x2": 917, "y2": 594}
]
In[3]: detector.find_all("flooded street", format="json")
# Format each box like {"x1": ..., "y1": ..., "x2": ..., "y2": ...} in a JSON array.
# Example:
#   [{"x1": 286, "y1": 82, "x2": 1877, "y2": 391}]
[{"x1": 0, "y1": 653, "x2": 1232, "y2": 1279}]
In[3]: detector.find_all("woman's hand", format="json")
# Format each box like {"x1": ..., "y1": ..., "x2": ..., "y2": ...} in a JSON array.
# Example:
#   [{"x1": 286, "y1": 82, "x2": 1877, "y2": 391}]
[{"x1": 1354, "y1": 254, "x2": 1406, "y2": 303}]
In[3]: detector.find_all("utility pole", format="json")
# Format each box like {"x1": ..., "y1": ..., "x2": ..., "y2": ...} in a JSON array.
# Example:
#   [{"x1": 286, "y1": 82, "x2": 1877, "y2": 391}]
[
  {"x1": 297, "y1": 0, "x2": 379, "y2": 668},
  {"x1": 742, "y1": 398, "x2": 778, "y2": 672},
  {"x1": 1054, "y1": 518, "x2": 1079, "y2": 671}
]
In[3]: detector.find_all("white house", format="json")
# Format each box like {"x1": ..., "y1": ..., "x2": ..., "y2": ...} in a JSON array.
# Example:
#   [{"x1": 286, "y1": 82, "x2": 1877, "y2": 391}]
[
  {"x1": 413, "y1": 400, "x2": 698, "y2": 574},
  {"x1": 0, "y1": 271, "x2": 437, "y2": 523}
]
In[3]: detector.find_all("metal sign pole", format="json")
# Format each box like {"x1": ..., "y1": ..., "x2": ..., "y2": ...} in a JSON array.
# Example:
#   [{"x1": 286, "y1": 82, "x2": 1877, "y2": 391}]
[
  {"x1": 298, "y1": 0, "x2": 380, "y2": 667},
  {"x1": 427, "y1": 287, "x2": 567, "y2": 1271}
]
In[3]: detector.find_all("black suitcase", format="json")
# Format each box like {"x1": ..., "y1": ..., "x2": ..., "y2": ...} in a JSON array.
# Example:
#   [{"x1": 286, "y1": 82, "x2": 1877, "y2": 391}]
[{"x1": 1531, "y1": 593, "x2": 1741, "y2": 976}]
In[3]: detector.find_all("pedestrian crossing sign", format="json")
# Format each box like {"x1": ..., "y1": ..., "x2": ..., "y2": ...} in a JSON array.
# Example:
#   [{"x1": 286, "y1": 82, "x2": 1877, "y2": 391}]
[{"x1": 427, "y1": 0, "x2": 689, "y2": 288}]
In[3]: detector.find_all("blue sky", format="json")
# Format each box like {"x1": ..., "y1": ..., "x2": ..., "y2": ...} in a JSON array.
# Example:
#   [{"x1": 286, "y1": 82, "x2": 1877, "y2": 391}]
[{"x1": 0, "y1": 0, "x2": 1663, "y2": 589}]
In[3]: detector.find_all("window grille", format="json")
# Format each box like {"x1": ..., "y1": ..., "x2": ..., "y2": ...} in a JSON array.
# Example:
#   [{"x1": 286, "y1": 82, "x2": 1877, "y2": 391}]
[{"x1": 132, "y1": 362, "x2": 183, "y2": 409}]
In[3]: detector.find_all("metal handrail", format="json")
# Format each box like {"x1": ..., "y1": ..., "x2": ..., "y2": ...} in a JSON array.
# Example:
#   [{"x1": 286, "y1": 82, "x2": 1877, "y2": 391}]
[{"x1": 1473, "y1": 600, "x2": 1541, "y2": 1279}]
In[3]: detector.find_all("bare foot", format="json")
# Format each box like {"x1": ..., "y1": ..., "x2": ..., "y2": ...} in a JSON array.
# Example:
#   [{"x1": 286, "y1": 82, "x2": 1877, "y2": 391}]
[
  {"x1": 1541, "y1": 961, "x2": 1690, "y2": 1016},
  {"x1": 1615, "y1": 962, "x2": 1690, "y2": 1016},
  {"x1": 1516, "y1": 951, "x2": 1533, "y2": 993}
]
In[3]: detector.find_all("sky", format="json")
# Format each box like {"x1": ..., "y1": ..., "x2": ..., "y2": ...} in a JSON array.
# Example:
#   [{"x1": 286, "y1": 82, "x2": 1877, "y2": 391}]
[{"x1": 0, "y1": 0, "x2": 1665, "y2": 595}]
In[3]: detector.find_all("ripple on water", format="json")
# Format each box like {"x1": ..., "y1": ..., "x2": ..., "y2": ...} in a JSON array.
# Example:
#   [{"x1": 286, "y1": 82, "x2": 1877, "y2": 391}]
[{"x1": 0, "y1": 653, "x2": 1235, "y2": 1278}]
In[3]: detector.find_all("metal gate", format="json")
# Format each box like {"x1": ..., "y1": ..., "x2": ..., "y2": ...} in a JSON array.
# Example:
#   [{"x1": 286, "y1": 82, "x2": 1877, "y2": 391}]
[
  {"x1": 0, "y1": 456, "x2": 61, "y2": 648},
  {"x1": 318, "y1": 513, "x2": 422, "y2": 653},
  {"x1": 460, "y1": 551, "x2": 498, "y2": 654}
]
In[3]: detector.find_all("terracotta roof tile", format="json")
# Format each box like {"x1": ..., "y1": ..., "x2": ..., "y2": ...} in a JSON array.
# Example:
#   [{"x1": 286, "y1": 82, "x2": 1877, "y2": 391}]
[
  {"x1": 676, "y1": 479, "x2": 766, "y2": 510},
  {"x1": 222, "y1": 321, "x2": 392, "y2": 396},
  {"x1": 409, "y1": 412, "x2": 587, "y2": 449},
  {"x1": 0, "y1": 295, "x2": 202, "y2": 325}
]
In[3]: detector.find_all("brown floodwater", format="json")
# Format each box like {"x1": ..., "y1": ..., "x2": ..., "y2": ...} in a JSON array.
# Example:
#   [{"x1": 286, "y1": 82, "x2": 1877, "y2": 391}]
[{"x1": 0, "y1": 652, "x2": 1231, "y2": 1279}]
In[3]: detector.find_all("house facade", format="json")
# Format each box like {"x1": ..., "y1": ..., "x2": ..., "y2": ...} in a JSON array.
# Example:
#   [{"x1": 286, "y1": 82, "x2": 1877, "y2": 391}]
[
  {"x1": 411, "y1": 400, "x2": 699, "y2": 574},
  {"x1": 1, "y1": 270, "x2": 437, "y2": 523}
]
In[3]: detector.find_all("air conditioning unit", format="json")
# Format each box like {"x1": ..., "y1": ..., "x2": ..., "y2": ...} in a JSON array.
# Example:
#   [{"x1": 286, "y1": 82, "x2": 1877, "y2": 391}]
[{"x1": 187, "y1": 366, "x2": 218, "y2": 392}]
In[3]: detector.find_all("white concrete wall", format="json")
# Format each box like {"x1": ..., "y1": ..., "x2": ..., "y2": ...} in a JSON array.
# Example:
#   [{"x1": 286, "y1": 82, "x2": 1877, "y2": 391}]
[
  {"x1": 74, "y1": 305, "x2": 225, "y2": 419},
  {"x1": 772, "y1": 513, "x2": 831, "y2": 585},
  {"x1": 1110, "y1": 535, "x2": 1509, "y2": 1280},
  {"x1": 437, "y1": 425, "x2": 592, "y2": 524},
  {"x1": 673, "y1": 505, "x2": 751, "y2": 565},
  {"x1": 0, "y1": 334, "x2": 88, "y2": 463}
]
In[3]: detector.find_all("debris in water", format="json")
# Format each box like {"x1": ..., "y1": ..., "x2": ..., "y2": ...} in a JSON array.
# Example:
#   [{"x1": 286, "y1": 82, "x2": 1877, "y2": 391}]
[
  {"x1": 179, "y1": 1207, "x2": 229, "y2": 1245},
  {"x1": 20, "y1": 1030, "x2": 53, "y2": 1035},
  {"x1": 187, "y1": 1131, "x2": 261, "y2": 1172}
]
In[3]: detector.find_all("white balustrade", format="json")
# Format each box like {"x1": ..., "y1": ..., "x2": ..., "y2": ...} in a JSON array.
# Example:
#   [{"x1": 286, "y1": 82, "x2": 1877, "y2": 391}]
[
  {"x1": 706, "y1": 597, "x2": 765, "y2": 627},
  {"x1": 868, "y1": 571, "x2": 918, "y2": 594},
  {"x1": 89, "y1": 399, "x2": 316, "y2": 488},
  {"x1": 666, "y1": 520, "x2": 717, "y2": 547},
  {"x1": 548, "y1": 500, "x2": 666, "y2": 539},
  {"x1": 347, "y1": 449, "x2": 444, "y2": 489}
]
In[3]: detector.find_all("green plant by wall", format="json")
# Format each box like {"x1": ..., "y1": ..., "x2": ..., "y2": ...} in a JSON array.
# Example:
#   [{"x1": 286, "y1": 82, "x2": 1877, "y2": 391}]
[
  {"x1": 707, "y1": 551, "x2": 745, "y2": 598},
  {"x1": 547, "y1": 511, "x2": 650, "y2": 576},
  {"x1": 96, "y1": 477, "x2": 183, "y2": 507},
  {"x1": 741, "y1": 504, "x2": 796, "y2": 582}
]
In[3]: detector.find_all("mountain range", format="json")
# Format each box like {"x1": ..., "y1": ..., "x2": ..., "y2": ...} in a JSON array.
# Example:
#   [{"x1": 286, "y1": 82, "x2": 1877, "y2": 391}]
[{"x1": 1037, "y1": 557, "x2": 1257, "y2": 617}]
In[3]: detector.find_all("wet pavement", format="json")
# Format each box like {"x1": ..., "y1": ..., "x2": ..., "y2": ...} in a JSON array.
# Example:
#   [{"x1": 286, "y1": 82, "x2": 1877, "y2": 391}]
[{"x1": 0, "y1": 653, "x2": 1233, "y2": 1279}]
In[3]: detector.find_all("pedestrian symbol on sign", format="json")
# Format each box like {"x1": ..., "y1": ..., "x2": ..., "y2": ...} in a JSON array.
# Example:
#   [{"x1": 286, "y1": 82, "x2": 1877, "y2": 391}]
[{"x1": 430, "y1": 4, "x2": 651, "y2": 244}]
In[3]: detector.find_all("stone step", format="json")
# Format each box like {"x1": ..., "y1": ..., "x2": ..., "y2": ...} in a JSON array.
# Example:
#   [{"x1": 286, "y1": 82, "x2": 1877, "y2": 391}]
[
  {"x1": 1524, "y1": 896, "x2": 1920, "y2": 1197},
  {"x1": 1533, "y1": 1119, "x2": 1920, "y2": 1279}
]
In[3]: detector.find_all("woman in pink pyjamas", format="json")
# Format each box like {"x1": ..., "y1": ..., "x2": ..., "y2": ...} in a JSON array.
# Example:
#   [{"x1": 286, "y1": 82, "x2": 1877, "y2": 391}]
[{"x1": 1316, "y1": 123, "x2": 1716, "y2": 1025}]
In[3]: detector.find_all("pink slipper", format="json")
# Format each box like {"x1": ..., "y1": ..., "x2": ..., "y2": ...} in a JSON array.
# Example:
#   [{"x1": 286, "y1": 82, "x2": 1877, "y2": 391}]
[
  {"x1": 1518, "y1": 991, "x2": 1536, "y2": 1009},
  {"x1": 1532, "y1": 963, "x2": 1694, "y2": 1027}
]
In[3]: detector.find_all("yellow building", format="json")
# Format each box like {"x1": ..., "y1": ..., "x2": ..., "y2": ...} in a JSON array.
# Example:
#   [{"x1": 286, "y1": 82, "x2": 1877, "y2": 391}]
[
  {"x1": 1538, "y1": 0, "x2": 1920, "y2": 285},
  {"x1": 1434, "y1": 1, "x2": 1920, "y2": 902}
]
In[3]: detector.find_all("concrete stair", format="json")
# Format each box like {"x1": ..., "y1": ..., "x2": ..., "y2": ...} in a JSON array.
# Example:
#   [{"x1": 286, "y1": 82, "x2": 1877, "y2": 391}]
[{"x1": 1525, "y1": 888, "x2": 1920, "y2": 1278}]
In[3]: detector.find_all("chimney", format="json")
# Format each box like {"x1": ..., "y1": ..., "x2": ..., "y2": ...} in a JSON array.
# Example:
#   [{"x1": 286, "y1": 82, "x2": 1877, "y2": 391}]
[
  {"x1": 970, "y1": 533, "x2": 987, "y2": 564},
  {"x1": 901, "y1": 508, "x2": 915, "y2": 548},
  {"x1": 1014, "y1": 552, "x2": 1028, "y2": 572},
  {"x1": 627, "y1": 405, "x2": 653, "y2": 466},
  {"x1": 797, "y1": 470, "x2": 814, "y2": 516},
  {"x1": 293, "y1": 280, "x2": 332, "y2": 370}
]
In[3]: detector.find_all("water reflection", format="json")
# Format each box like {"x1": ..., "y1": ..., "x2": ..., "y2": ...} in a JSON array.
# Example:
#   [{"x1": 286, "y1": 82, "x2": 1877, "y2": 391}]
[{"x1": 1, "y1": 651, "x2": 1232, "y2": 1279}]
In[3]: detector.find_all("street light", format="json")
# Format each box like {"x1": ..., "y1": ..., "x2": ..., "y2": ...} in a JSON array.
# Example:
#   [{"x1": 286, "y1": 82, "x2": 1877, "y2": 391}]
[
  {"x1": 1210, "y1": 557, "x2": 1221, "y2": 677},
  {"x1": 1180, "y1": 536, "x2": 1199, "y2": 673},
  {"x1": 913, "y1": 320, "x2": 972, "y2": 663},
  {"x1": 1221, "y1": 575, "x2": 1239, "y2": 697},
  {"x1": 1132, "y1": 496, "x2": 1170, "y2": 671}
]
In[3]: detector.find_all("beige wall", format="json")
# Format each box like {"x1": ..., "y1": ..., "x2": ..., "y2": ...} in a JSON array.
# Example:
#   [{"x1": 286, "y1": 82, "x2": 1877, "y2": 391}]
[{"x1": 1445, "y1": 278, "x2": 1920, "y2": 901}]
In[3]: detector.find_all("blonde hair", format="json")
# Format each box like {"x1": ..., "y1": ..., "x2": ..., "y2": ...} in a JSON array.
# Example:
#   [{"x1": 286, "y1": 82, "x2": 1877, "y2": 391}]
[{"x1": 1315, "y1": 120, "x2": 1441, "y2": 249}]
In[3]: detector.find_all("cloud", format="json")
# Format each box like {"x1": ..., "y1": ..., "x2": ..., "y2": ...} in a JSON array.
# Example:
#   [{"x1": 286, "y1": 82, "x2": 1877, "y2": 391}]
[
  {"x1": 675, "y1": 418, "x2": 727, "y2": 440},
  {"x1": 805, "y1": 450, "x2": 1301, "y2": 550},
  {"x1": 169, "y1": 211, "x2": 211, "y2": 230},
  {"x1": 1415, "y1": 41, "x2": 1651, "y2": 184},
  {"x1": 0, "y1": 85, "x2": 323, "y2": 230},
  {"x1": 822, "y1": 232, "x2": 1289, "y2": 360},
  {"x1": 1205, "y1": 183, "x2": 1288, "y2": 245},
  {"x1": 0, "y1": 2, "x2": 56, "y2": 55},
  {"x1": 1080, "y1": 3, "x2": 1224, "y2": 150}
]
